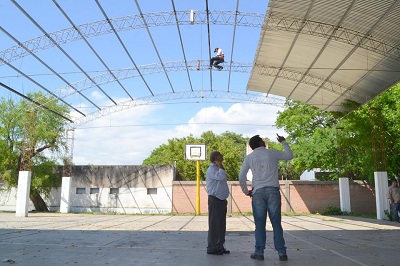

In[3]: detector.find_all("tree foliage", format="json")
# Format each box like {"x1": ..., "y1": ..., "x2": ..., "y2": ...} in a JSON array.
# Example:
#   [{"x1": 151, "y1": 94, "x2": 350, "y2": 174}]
[
  {"x1": 0, "y1": 92, "x2": 70, "y2": 211},
  {"x1": 143, "y1": 131, "x2": 273, "y2": 181},
  {"x1": 275, "y1": 83, "x2": 400, "y2": 183}
]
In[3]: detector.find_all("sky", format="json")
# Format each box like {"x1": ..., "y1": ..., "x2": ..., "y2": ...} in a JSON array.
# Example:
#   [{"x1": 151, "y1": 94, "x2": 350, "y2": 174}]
[{"x1": 0, "y1": 0, "x2": 287, "y2": 165}]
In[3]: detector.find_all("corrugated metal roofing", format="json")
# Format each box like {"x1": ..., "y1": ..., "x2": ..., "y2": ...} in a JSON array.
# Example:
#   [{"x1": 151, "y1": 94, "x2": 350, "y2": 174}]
[{"x1": 247, "y1": 0, "x2": 400, "y2": 111}]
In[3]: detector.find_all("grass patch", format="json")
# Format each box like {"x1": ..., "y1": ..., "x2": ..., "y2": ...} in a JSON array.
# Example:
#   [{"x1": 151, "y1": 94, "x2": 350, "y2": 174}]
[{"x1": 317, "y1": 205, "x2": 376, "y2": 219}]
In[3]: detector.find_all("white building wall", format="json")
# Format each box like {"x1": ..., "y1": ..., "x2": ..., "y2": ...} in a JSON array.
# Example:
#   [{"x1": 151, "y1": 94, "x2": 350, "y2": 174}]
[
  {"x1": 68, "y1": 186, "x2": 173, "y2": 214},
  {"x1": 0, "y1": 165, "x2": 174, "y2": 214}
]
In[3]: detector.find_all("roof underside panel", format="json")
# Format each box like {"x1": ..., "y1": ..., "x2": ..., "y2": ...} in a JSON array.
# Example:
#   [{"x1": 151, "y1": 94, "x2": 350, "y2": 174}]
[{"x1": 247, "y1": 0, "x2": 400, "y2": 112}]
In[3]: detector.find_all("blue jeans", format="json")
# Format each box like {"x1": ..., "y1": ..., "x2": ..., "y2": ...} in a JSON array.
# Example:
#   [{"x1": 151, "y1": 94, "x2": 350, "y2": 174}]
[
  {"x1": 210, "y1": 57, "x2": 224, "y2": 67},
  {"x1": 252, "y1": 187, "x2": 286, "y2": 256},
  {"x1": 391, "y1": 203, "x2": 400, "y2": 222}
]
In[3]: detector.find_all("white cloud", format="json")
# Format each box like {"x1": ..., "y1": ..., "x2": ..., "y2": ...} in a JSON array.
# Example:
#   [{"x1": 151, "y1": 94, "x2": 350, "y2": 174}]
[
  {"x1": 176, "y1": 103, "x2": 283, "y2": 140},
  {"x1": 90, "y1": 90, "x2": 105, "y2": 100},
  {"x1": 72, "y1": 102, "x2": 284, "y2": 165}
]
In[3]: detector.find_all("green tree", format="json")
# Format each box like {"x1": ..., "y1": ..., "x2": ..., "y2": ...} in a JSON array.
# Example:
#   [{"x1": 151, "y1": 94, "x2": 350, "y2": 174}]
[
  {"x1": 143, "y1": 131, "x2": 298, "y2": 181},
  {"x1": 275, "y1": 82, "x2": 400, "y2": 183},
  {"x1": 275, "y1": 99, "x2": 339, "y2": 178},
  {"x1": 143, "y1": 131, "x2": 250, "y2": 181},
  {"x1": 0, "y1": 92, "x2": 70, "y2": 211}
]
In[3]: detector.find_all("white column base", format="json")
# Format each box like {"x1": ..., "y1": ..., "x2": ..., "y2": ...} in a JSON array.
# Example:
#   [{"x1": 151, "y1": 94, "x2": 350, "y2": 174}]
[
  {"x1": 339, "y1": 177, "x2": 351, "y2": 212},
  {"x1": 16, "y1": 171, "x2": 31, "y2": 217},
  {"x1": 374, "y1": 171, "x2": 389, "y2": 220},
  {"x1": 60, "y1": 176, "x2": 72, "y2": 213}
]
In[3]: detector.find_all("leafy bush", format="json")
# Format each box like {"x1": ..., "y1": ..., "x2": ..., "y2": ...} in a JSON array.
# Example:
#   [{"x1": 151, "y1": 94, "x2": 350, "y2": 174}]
[
  {"x1": 320, "y1": 205, "x2": 343, "y2": 215},
  {"x1": 384, "y1": 209, "x2": 393, "y2": 221}
]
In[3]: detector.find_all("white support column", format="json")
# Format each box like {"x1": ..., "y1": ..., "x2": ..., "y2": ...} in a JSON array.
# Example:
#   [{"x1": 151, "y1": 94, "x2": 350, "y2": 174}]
[
  {"x1": 16, "y1": 171, "x2": 31, "y2": 217},
  {"x1": 339, "y1": 177, "x2": 351, "y2": 212},
  {"x1": 227, "y1": 183, "x2": 232, "y2": 215},
  {"x1": 285, "y1": 180, "x2": 291, "y2": 212},
  {"x1": 374, "y1": 171, "x2": 389, "y2": 220},
  {"x1": 60, "y1": 176, "x2": 72, "y2": 213}
]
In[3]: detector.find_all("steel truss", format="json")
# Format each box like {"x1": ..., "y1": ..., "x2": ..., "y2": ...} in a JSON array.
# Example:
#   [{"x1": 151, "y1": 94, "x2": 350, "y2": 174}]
[
  {"x1": 53, "y1": 60, "x2": 363, "y2": 106},
  {"x1": 69, "y1": 90, "x2": 285, "y2": 128},
  {"x1": 62, "y1": 129, "x2": 75, "y2": 177},
  {"x1": 2, "y1": 11, "x2": 397, "y2": 65},
  {"x1": 54, "y1": 61, "x2": 252, "y2": 99},
  {"x1": 0, "y1": 10, "x2": 264, "y2": 65},
  {"x1": 254, "y1": 64, "x2": 368, "y2": 104},
  {"x1": 0, "y1": 9, "x2": 375, "y2": 128},
  {"x1": 266, "y1": 14, "x2": 400, "y2": 61}
]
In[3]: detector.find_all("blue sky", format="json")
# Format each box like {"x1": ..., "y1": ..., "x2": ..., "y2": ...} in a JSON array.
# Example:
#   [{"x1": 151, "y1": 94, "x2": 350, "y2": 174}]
[{"x1": 0, "y1": 0, "x2": 286, "y2": 165}]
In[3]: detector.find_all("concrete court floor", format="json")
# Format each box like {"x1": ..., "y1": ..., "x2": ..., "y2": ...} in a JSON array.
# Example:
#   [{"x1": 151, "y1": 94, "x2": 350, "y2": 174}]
[{"x1": 0, "y1": 212, "x2": 399, "y2": 266}]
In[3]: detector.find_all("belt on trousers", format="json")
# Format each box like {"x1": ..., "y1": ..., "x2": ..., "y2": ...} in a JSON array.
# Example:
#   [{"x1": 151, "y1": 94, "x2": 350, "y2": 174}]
[{"x1": 209, "y1": 195, "x2": 226, "y2": 201}]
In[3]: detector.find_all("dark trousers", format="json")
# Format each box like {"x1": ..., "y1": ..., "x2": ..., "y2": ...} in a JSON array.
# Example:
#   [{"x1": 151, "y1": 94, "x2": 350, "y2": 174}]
[
  {"x1": 210, "y1": 57, "x2": 224, "y2": 67},
  {"x1": 207, "y1": 195, "x2": 227, "y2": 252}
]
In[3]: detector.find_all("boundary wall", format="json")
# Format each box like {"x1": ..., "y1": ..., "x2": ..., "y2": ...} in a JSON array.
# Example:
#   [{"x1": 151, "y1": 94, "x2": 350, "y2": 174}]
[
  {"x1": 1, "y1": 165, "x2": 376, "y2": 215},
  {"x1": 172, "y1": 180, "x2": 376, "y2": 215}
]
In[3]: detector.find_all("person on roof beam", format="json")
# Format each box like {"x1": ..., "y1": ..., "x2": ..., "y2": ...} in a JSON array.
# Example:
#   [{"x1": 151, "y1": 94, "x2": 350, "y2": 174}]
[{"x1": 209, "y1": 47, "x2": 224, "y2": 70}]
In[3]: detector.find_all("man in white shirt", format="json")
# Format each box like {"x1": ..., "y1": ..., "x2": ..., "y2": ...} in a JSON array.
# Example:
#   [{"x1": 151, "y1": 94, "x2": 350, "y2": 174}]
[
  {"x1": 209, "y1": 47, "x2": 224, "y2": 70},
  {"x1": 206, "y1": 151, "x2": 230, "y2": 255},
  {"x1": 239, "y1": 134, "x2": 293, "y2": 262}
]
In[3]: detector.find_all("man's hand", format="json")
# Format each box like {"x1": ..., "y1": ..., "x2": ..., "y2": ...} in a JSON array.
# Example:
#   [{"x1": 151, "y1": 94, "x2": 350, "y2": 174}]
[
  {"x1": 276, "y1": 133, "x2": 286, "y2": 143},
  {"x1": 247, "y1": 190, "x2": 253, "y2": 198}
]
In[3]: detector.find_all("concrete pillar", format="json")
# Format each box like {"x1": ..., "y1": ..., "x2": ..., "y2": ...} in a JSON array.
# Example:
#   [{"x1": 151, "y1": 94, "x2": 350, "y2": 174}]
[
  {"x1": 374, "y1": 171, "x2": 389, "y2": 220},
  {"x1": 284, "y1": 180, "x2": 291, "y2": 212},
  {"x1": 227, "y1": 183, "x2": 232, "y2": 215},
  {"x1": 339, "y1": 177, "x2": 351, "y2": 212},
  {"x1": 16, "y1": 171, "x2": 31, "y2": 217},
  {"x1": 60, "y1": 176, "x2": 72, "y2": 213}
]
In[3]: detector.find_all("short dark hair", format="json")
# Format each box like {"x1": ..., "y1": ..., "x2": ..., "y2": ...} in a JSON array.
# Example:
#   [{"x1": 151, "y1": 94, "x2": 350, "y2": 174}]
[
  {"x1": 209, "y1": 151, "x2": 221, "y2": 162},
  {"x1": 249, "y1": 135, "x2": 263, "y2": 150}
]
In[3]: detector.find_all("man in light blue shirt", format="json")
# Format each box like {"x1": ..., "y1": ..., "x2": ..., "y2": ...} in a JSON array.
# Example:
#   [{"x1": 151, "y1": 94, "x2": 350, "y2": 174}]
[
  {"x1": 206, "y1": 151, "x2": 230, "y2": 255},
  {"x1": 239, "y1": 134, "x2": 293, "y2": 262}
]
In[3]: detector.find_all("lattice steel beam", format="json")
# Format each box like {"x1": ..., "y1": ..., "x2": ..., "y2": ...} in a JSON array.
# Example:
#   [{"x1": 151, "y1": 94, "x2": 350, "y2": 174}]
[
  {"x1": 19, "y1": 110, "x2": 36, "y2": 171},
  {"x1": 52, "y1": 60, "x2": 362, "y2": 104},
  {"x1": 0, "y1": 11, "x2": 264, "y2": 66},
  {"x1": 1, "y1": 11, "x2": 398, "y2": 66},
  {"x1": 266, "y1": 14, "x2": 400, "y2": 61},
  {"x1": 253, "y1": 64, "x2": 368, "y2": 103},
  {"x1": 69, "y1": 90, "x2": 285, "y2": 128},
  {"x1": 62, "y1": 128, "x2": 75, "y2": 177},
  {"x1": 53, "y1": 60, "x2": 253, "y2": 99}
]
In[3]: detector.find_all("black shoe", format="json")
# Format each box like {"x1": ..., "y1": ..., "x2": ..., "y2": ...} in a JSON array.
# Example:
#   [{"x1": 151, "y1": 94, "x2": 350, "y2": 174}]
[
  {"x1": 207, "y1": 250, "x2": 223, "y2": 255},
  {"x1": 250, "y1": 253, "x2": 264, "y2": 260},
  {"x1": 222, "y1": 248, "x2": 230, "y2": 254},
  {"x1": 279, "y1": 254, "x2": 288, "y2": 261}
]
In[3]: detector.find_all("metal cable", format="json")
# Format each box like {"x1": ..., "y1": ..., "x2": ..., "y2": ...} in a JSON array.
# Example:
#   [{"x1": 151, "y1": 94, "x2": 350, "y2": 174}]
[
  {"x1": 0, "y1": 57, "x2": 85, "y2": 116},
  {"x1": 227, "y1": 0, "x2": 240, "y2": 93},
  {"x1": 52, "y1": 0, "x2": 134, "y2": 100},
  {"x1": 0, "y1": 82, "x2": 73, "y2": 122},
  {"x1": 11, "y1": 0, "x2": 117, "y2": 106},
  {"x1": 171, "y1": 0, "x2": 193, "y2": 92},
  {"x1": 133, "y1": 0, "x2": 175, "y2": 93},
  {"x1": 205, "y1": 0, "x2": 213, "y2": 91},
  {"x1": 95, "y1": 0, "x2": 154, "y2": 96},
  {"x1": 0, "y1": 26, "x2": 100, "y2": 111}
]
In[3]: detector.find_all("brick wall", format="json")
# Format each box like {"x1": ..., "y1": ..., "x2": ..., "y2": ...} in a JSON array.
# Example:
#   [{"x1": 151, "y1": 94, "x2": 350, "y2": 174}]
[{"x1": 172, "y1": 180, "x2": 376, "y2": 215}]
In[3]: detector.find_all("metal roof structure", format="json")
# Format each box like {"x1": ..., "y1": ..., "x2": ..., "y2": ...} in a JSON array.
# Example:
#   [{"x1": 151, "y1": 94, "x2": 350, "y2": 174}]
[
  {"x1": 247, "y1": 0, "x2": 400, "y2": 112},
  {"x1": 1, "y1": 0, "x2": 400, "y2": 129},
  {"x1": 0, "y1": 1, "x2": 281, "y2": 129}
]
